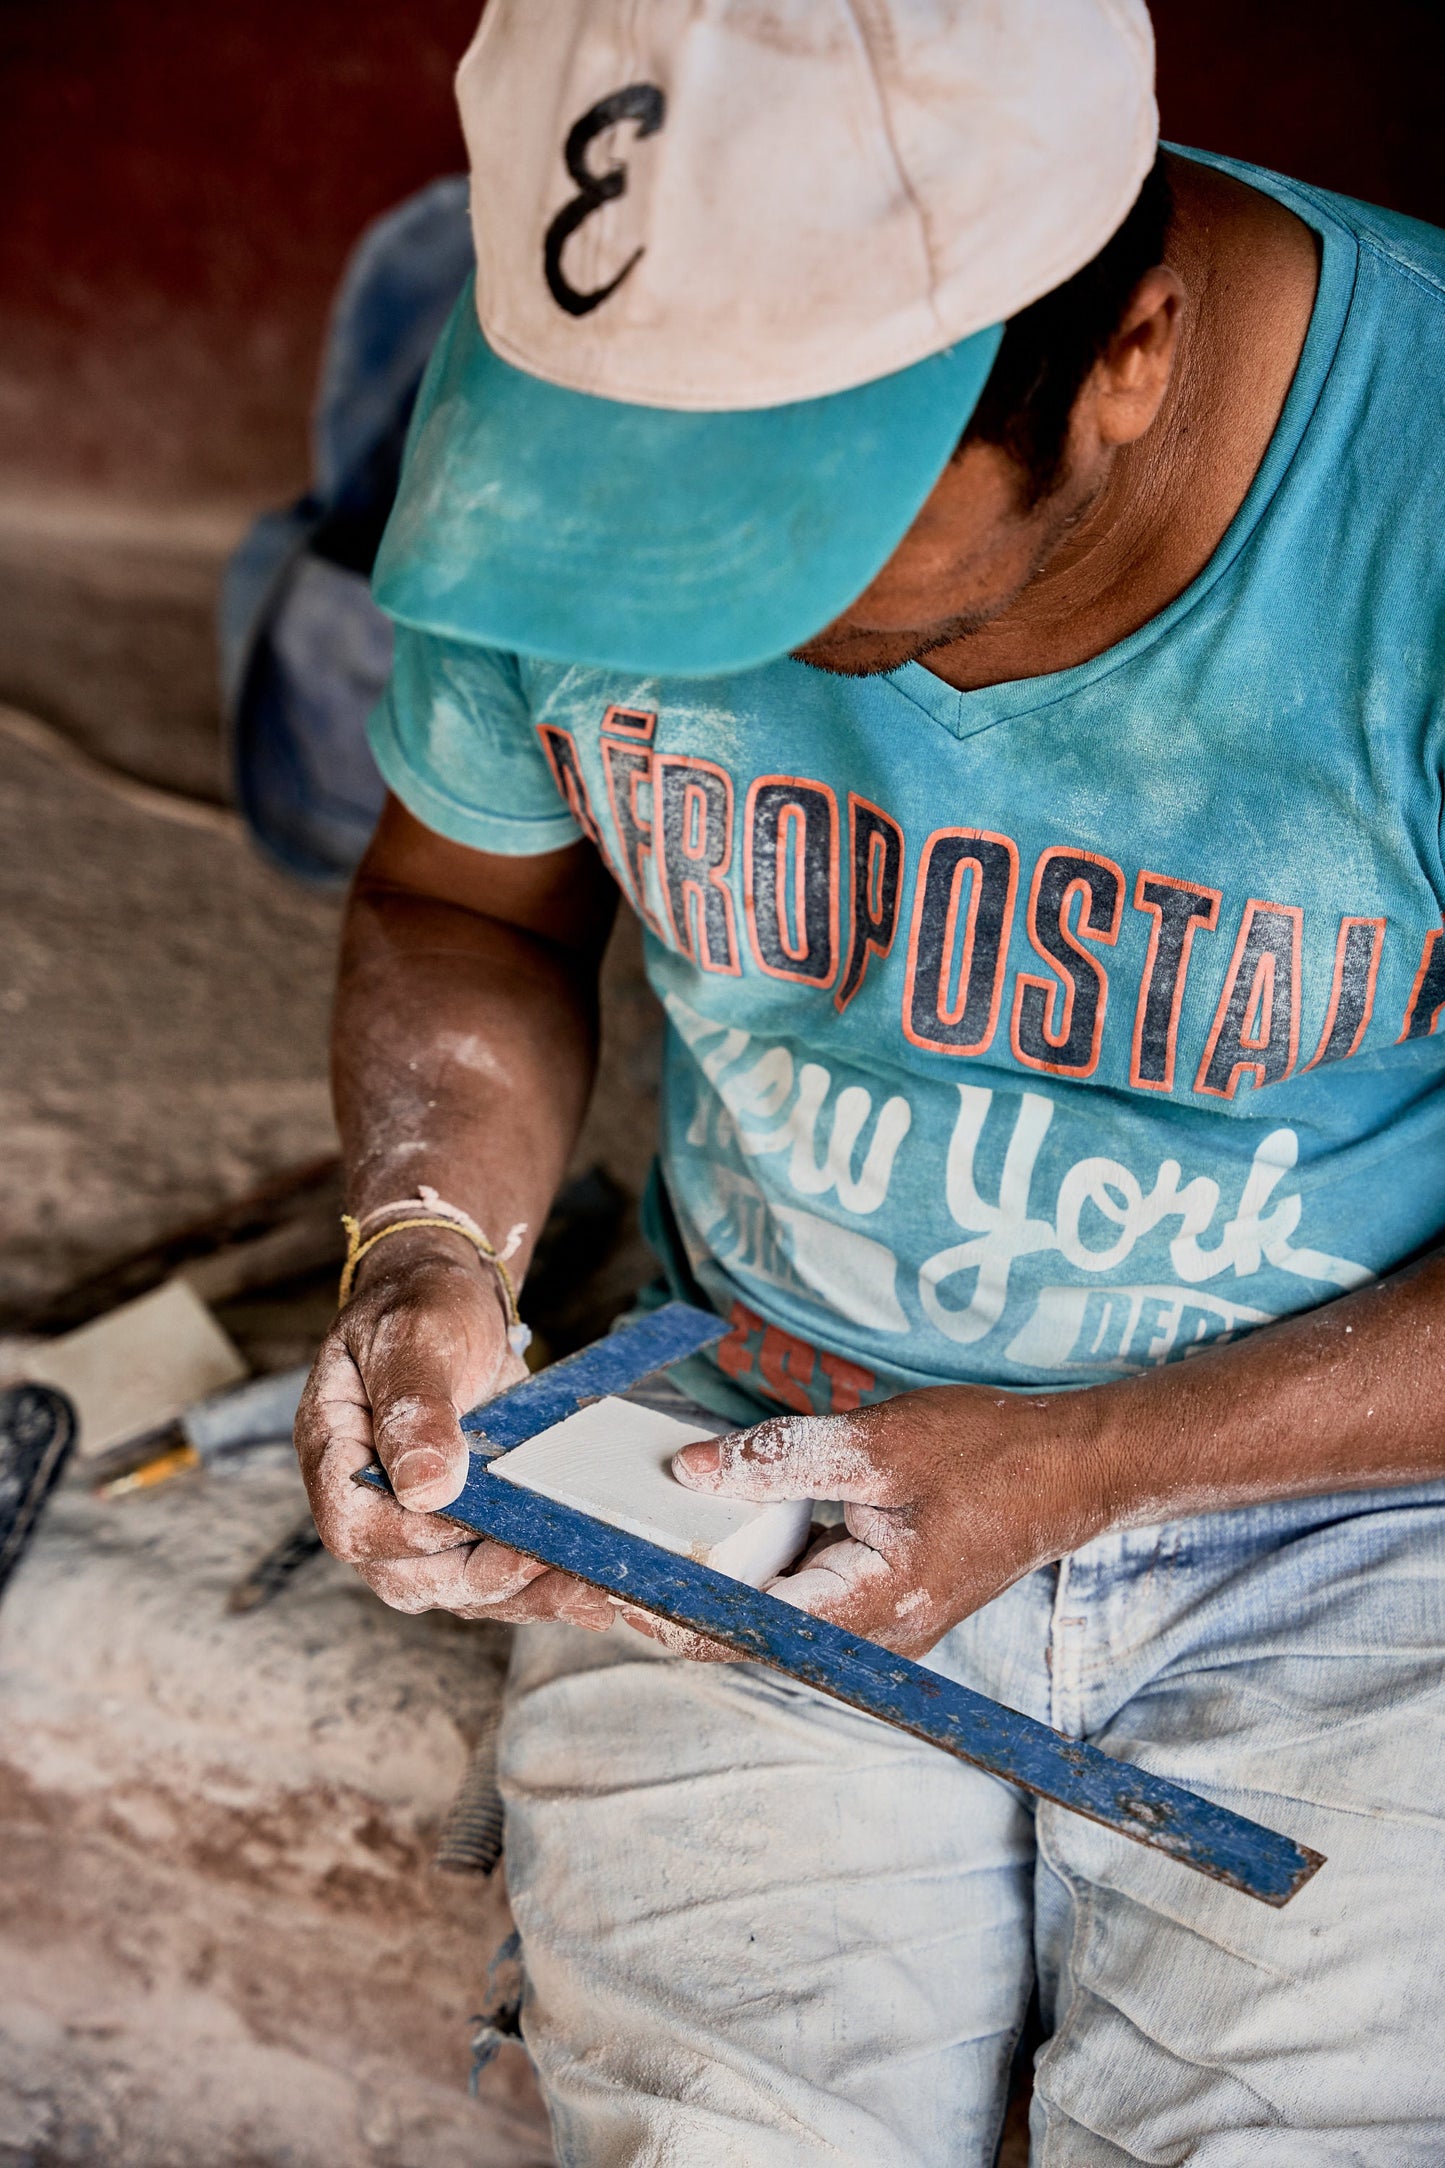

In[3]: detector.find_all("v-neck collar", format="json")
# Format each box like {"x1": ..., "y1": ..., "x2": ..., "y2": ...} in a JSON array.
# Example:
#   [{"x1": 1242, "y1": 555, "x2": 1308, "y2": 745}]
[{"x1": 885, "y1": 149, "x2": 1358, "y2": 745}]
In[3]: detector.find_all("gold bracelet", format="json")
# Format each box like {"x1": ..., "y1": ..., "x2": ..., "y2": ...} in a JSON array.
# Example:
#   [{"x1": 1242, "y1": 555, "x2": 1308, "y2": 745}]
[{"x1": 338, "y1": 1210, "x2": 531, "y2": 1355}]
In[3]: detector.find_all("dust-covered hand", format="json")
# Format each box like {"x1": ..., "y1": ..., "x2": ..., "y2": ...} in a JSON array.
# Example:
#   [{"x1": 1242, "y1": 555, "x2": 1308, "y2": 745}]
[
  {"x1": 294, "y1": 1229, "x2": 612, "y2": 1630},
  {"x1": 644, "y1": 1387, "x2": 1116, "y2": 1660}
]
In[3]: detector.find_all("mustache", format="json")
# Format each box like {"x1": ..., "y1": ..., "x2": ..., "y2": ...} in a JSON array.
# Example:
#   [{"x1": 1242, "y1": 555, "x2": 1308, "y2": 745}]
[{"x1": 792, "y1": 607, "x2": 998, "y2": 679}]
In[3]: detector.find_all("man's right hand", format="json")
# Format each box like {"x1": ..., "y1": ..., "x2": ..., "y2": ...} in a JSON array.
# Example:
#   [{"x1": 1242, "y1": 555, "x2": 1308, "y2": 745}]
[{"x1": 294, "y1": 1229, "x2": 614, "y2": 1630}]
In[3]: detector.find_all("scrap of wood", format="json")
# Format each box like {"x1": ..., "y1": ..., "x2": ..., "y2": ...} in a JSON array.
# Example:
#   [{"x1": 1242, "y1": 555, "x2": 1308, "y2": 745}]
[{"x1": 22, "y1": 1279, "x2": 247, "y2": 1459}]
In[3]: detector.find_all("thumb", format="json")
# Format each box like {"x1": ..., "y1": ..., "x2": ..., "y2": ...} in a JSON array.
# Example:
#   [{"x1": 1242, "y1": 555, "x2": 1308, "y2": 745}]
[
  {"x1": 371, "y1": 1380, "x2": 470, "y2": 1512},
  {"x1": 360, "y1": 1317, "x2": 477, "y2": 1512},
  {"x1": 672, "y1": 1410, "x2": 875, "y2": 1504},
  {"x1": 351, "y1": 1273, "x2": 516, "y2": 1513}
]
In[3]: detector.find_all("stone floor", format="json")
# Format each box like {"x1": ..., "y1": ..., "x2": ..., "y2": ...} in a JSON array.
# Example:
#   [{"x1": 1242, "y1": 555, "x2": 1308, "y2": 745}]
[
  {"x1": 0, "y1": 508, "x2": 658, "y2": 2167},
  {"x1": 0, "y1": 1452, "x2": 551, "y2": 2167}
]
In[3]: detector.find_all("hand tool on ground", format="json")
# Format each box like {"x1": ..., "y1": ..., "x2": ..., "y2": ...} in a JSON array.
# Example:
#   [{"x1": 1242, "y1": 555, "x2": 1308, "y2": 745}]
[
  {"x1": 92, "y1": 1364, "x2": 316, "y2": 1501},
  {"x1": 227, "y1": 1513, "x2": 327, "y2": 1614},
  {"x1": 0, "y1": 1383, "x2": 77, "y2": 1600},
  {"x1": 356, "y1": 1303, "x2": 1324, "y2": 1906}
]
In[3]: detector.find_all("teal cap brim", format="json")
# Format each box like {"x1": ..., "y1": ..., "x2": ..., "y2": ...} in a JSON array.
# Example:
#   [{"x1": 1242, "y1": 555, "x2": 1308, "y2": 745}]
[{"x1": 373, "y1": 281, "x2": 1004, "y2": 680}]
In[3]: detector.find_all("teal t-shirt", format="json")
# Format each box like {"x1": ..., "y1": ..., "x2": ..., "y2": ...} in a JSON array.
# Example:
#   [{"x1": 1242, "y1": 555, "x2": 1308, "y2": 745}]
[{"x1": 368, "y1": 153, "x2": 1445, "y2": 1425}]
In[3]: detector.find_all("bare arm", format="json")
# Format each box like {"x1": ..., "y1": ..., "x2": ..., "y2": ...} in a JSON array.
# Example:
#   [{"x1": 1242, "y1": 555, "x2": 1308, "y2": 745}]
[
  {"x1": 334, "y1": 793, "x2": 613, "y2": 1277},
  {"x1": 663, "y1": 1248, "x2": 1445, "y2": 1659},
  {"x1": 295, "y1": 795, "x2": 619, "y2": 1628}
]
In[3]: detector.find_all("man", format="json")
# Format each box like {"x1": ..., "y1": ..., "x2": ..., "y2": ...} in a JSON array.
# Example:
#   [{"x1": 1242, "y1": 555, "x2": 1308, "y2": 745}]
[{"x1": 296, "y1": 2, "x2": 1445, "y2": 2158}]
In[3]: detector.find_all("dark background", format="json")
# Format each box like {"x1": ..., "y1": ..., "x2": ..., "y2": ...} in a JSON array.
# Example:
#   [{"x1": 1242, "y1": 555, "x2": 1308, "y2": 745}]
[{"x1": 1, "y1": 0, "x2": 1442, "y2": 512}]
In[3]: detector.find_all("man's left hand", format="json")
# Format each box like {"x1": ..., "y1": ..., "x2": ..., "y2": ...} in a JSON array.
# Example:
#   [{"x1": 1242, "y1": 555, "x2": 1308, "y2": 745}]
[{"x1": 625, "y1": 1387, "x2": 1117, "y2": 1661}]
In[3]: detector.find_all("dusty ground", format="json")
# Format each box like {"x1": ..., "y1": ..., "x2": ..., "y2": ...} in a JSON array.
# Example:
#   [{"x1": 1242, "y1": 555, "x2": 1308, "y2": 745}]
[
  {"x1": 0, "y1": 1451, "x2": 551, "y2": 2167},
  {"x1": 0, "y1": 507, "x2": 660, "y2": 2166}
]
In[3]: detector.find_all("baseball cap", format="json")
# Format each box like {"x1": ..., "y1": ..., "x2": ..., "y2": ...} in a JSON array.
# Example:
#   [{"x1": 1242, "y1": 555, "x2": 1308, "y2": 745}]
[{"x1": 374, "y1": 0, "x2": 1158, "y2": 679}]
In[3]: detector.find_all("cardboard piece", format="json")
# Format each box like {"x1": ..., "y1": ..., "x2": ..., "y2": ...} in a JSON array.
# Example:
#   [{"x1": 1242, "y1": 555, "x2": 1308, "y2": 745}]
[
  {"x1": 24, "y1": 1277, "x2": 248, "y2": 1458},
  {"x1": 490, "y1": 1396, "x2": 811, "y2": 1588}
]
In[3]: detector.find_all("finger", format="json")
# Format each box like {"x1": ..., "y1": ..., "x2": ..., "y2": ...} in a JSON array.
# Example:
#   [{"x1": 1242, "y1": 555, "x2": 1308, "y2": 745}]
[
  {"x1": 766, "y1": 1535, "x2": 947, "y2": 1652},
  {"x1": 363, "y1": 1546, "x2": 612, "y2": 1630},
  {"x1": 297, "y1": 1341, "x2": 474, "y2": 1562},
  {"x1": 615, "y1": 1605, "x2": 736, "y2": 1662},
  {"x1": 798, "y1": 1521, "x2": 851, "y2": 1561},
  {"x1": 671, "y1": 1409, "x2": 880, "y2": 1504},
  {"x1": 294, "y1": 1333, "x2": 373, "y2": 1484},
  {"x1": 766, "y1": 1535, "x2": 896, "y2": 1633},
  {"x1": 362, "y1": 1325, "x2": 470, "y2": 1509},
  {"x1": 352, "y1": 1284, "x2": 521, "y2": 1513},
  {"x1": 455, "y1": 1546, "x2": 611, "y2": 1624},
  {"x1": 537, "y1": 1573, "x2": 616, "y2": 1633},
  {"x1": 360, "y1": 1541, "x2": 548, "y2": 1614}
]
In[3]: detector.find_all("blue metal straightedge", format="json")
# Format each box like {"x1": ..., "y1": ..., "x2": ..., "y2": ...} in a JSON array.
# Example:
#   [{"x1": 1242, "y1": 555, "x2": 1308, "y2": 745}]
[
  {"x1": 460, "y1": 1302, "x2": 728, "y2": 1450},
  {"x1": 357, "y1": 1303, "x2": 1324, "y2": 1908}
]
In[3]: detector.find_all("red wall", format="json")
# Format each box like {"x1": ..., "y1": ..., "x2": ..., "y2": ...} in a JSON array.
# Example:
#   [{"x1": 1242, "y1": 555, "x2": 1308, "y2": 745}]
[
  {"x1": 0, "y1": 0, "x2": 477, "y2": 503},
  {"x1": 1154, "y1": 0, "x2": 1444, "y2": 226},
  {"x1": 2, "y1": 0, "x2": 1441, "y2": 508}
]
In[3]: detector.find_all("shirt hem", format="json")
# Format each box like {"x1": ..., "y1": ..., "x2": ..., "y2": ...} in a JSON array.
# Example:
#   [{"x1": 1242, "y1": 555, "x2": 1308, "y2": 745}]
[{"x1": 366, "y1": 702, "x2": 582, "y2": 857}]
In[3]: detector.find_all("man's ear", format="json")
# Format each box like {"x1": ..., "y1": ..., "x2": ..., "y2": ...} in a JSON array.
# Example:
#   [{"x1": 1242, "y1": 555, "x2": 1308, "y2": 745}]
[{"x1": 1088, "y1": 266, "x2": 1185, "y2": 449}]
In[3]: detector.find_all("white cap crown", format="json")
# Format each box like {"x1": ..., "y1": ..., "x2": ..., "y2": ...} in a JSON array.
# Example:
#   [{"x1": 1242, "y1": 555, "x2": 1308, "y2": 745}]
[{"x1": 459, "y1": 0, "x2": 1157, "y2": 412}]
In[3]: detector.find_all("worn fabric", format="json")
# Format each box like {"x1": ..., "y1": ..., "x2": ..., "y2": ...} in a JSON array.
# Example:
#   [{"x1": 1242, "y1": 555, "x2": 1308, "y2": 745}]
[
  {"x1": 500, "y1": 1477, "x2": 1445, "y2": 2167},
  {"x1": 370, "y1": 150, "x2": 1445, "y2": 1427},
  {"x1": 450, "y1": 0, "x2": 1154, "y2": 413}
]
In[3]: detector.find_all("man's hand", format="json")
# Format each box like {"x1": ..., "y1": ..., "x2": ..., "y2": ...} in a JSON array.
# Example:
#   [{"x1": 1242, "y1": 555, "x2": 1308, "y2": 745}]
[
  {"x1": 639, "y1": 1387, "x2": 1113, "y2": 1660},
  {"x1": 295, "y1": 1228, "x2": 613, "y2": 1630},
  {"x1": 647, "y1": 1247, "x2": 1445, "y2": 1663}
]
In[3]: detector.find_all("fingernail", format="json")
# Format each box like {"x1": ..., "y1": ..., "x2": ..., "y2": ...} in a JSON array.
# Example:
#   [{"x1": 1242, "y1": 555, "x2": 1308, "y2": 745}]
[
  {"x1": 672, "y1": 1440, "x2": 720, "y2": 1482},
  {"x1": 391, "y1": 1449, "x2": 445, "y2": 1493}
]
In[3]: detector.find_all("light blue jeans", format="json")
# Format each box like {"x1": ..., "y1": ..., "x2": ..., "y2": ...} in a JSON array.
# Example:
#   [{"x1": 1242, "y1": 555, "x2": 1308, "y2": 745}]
[{"x1": 499, "y1": 1478, "x2": 1445, "y2": 2165}]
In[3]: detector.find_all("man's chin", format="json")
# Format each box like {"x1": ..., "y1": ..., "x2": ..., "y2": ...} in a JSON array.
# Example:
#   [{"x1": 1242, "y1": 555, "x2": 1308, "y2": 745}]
[{"x1": 793, "y1": 611, "x2": 996, "y2": 679}]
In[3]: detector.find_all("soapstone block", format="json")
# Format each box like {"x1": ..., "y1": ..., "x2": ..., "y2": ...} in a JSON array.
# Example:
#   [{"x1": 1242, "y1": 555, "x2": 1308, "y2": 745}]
[
  {"x1": 24, "y1": 1277, "x2": 248, "y2": 1458},
  {"x1": 489, "y1": 1396, "x2": 811, "y2": 1588}
]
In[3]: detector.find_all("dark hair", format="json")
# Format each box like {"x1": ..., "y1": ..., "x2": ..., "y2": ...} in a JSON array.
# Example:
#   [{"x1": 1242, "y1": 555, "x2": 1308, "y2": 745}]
[{"x1": 959, "y1": 153, "x2": 1174, "y2": 503}]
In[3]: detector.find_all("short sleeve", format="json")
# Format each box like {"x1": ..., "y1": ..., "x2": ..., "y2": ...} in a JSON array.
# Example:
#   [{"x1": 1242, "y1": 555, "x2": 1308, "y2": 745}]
[{"x1": 366, "y1": 624, "x2": 582, "y2": 855}]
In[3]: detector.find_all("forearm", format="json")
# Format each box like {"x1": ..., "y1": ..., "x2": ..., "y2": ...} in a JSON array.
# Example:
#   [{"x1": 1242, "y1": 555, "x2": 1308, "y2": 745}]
[
  {"x1": 1064, "y1": 1251, "x2": 1445, "y2": 1534},
  {"x1": 333, "y1": 873, "x2": 603, "y2": 1288},
  {"x1": 296, "y1": 815, "x2": 618, "y2": 1628}
]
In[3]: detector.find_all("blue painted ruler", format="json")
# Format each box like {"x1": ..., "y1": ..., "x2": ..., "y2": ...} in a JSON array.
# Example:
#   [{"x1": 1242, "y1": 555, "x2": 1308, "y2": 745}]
[
  {"x1": 356, "y1": 1303, "x2": 1323, "y2": 1907},
  {"x1": 457, "y1": 1302, "x2": 728, "y2": 1449}
]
